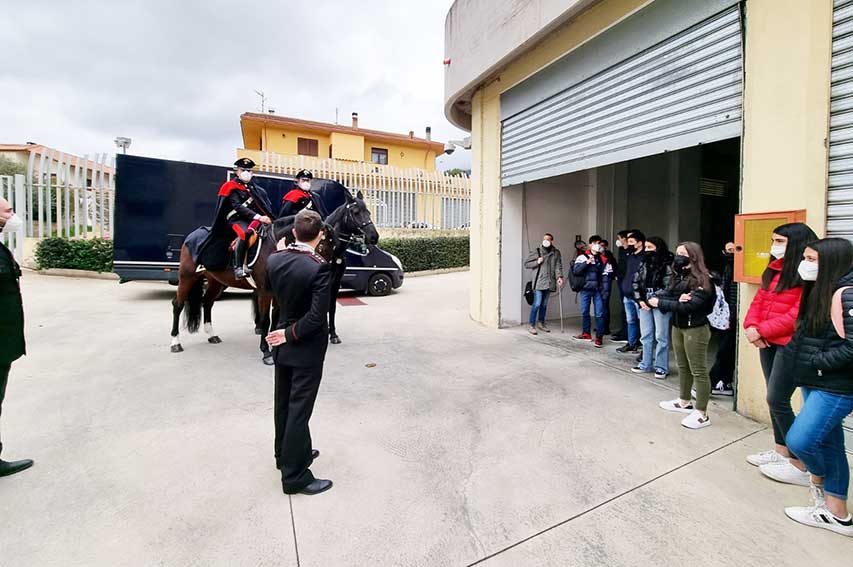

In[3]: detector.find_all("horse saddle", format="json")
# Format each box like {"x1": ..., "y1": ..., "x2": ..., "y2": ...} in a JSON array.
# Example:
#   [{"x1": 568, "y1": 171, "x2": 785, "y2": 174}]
[
  {"x1": 189, "y1": 226, "x2": 263, "y2": 272},
  {"x1": 229, "y1": 231, "x2": 263, "y2": 270}
]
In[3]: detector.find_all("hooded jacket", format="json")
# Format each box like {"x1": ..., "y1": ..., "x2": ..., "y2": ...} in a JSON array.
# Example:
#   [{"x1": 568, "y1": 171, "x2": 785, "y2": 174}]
[
  {"x1": 783, "y1": 270, "x2": 853, "y2": 395},
  {"x1": 524, "y1": 246, "x2": 563, "y2": 292},
  {"x1": 572, "y1": 250, "x2": 613, "y2": 294},
  {"x1": 743, "y1": 258, "x2": 803, "y2": 346},
  {"x1": 655, "y1": 271, "x2": 715, "y2": 329}
]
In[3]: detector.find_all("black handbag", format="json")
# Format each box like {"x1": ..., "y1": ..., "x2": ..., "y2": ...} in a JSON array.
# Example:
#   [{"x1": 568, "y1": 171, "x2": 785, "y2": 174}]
[{"x1": 524, "y1": 249, "x2": 543, "y2": 306}]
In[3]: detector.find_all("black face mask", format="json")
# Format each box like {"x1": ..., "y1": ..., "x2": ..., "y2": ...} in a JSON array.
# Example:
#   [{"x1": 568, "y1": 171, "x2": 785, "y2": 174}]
[{"x1": 673, "y1": 255, "x2": 690, "y2": 271}]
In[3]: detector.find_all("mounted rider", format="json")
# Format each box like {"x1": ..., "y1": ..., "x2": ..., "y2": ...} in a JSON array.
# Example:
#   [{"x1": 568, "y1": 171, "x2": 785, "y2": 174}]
[
  {"x1": 279, "y1": 170, "x2": 317, "y2": 218},
  {"x1": 213, "y1": 157, "x2": 275, "y2": 279}
]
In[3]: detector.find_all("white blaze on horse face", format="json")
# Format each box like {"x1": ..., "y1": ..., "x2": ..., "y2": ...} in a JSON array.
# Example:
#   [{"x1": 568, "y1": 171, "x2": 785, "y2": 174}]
[{"x1": 170, "y1": 335, "x2": 181, "y2": 347}]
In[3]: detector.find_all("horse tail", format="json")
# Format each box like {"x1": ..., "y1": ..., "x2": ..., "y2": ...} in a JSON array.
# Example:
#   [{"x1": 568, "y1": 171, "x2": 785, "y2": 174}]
[{"x1": 185, "y1": 277, "x2": 204, "y2": 334}]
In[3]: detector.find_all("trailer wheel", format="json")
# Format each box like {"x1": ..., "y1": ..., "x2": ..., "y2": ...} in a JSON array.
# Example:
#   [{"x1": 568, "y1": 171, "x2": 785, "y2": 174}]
[{"x1": 367, "y1": 273, "x2": 392, "y2": 296}]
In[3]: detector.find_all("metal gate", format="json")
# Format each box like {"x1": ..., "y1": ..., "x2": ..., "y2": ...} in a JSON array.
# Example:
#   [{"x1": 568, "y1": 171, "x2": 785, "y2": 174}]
[
  {"x1": 501, "y1": 6, "x2": 744, "y2": 186},
  {"x1": 0, "y1": 175, "x2": 25, "y2": 262},
  {"x1": 828, "y1": 0, "x2": 853, "y2": 452}
]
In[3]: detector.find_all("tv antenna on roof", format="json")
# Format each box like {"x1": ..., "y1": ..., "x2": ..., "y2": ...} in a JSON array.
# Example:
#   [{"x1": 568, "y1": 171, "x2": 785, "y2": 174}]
[{"x1": 254, "y1": 90, "x2": 268, "y2": 113}]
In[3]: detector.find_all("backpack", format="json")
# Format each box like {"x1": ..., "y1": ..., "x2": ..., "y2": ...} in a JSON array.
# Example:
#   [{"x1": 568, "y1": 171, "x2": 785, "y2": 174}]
[
  {"x1": 568, "y1": 256, "x2": 587, "y2": 292},
  {"x1": 524, "y1": 249, "x2": 543, "y2": 306},
  {"x1": 708, "y1": 285, "x2": 731, "y2": 331}
]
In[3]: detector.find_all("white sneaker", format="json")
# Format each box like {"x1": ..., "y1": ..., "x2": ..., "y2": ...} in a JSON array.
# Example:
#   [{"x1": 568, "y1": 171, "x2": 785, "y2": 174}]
[
  {"x1": 746, "y1": 449, "x2": 788, "y2": 467},
  {"x1": 759, "y1": 460, "x2": 811, "y2": 487},
  {"x1": 659, "y1": 399, "x2": 694, "y2": 414},
  {"x1": 681, "y1": 410, "x2": 711, "y2": 429},
  {"x1": 784, "y1": 503, "x2": 853, "y2": 537}
]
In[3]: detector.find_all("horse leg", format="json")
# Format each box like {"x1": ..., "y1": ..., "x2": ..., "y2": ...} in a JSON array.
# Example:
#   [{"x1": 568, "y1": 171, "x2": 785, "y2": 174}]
[
  {"x1": 171, "y1": 295, "x2": 185, "y2": 353},
  {"x1": 204, "y1": 278, "x2": 224, "y2": 344},
  {"x1": 258, "y1": 292, "x2": 275, "y2": 366},
  {"x1": 252, "y1": 290, "x2": 263, "y2": 335},
  {"x1": 329, "y1": 264, "x2": 344, "y2": 344}
]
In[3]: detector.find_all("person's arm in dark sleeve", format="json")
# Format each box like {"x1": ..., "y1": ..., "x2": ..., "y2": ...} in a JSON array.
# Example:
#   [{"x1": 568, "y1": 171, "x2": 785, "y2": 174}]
[
  {"x1": 284, "y1": 264, "x2": 331, "y2": 344},
  {"x1": 658, "y1": 287, "x2": 711, "y2": 315},
  {"x1": 227, "y1": 189, "x2": 260, "y2": 222},
  {"x1": 811, "y1": 288, "x2": 853, "y2": 370}
]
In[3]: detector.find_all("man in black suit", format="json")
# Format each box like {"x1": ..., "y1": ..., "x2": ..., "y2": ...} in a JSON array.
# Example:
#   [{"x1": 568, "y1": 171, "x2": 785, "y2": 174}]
[
  {"x1": 0, "y1": 197, "x2": 34, "y2": 477},
  {"x1": 266, "y1": 209, "x2": 333, "y2": 496}
]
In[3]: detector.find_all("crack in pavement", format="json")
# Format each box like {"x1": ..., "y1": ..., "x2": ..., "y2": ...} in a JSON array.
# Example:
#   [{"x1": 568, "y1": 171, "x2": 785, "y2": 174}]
[{"x1": 464, "y1": 427, "x2": 767, "y2": 567}]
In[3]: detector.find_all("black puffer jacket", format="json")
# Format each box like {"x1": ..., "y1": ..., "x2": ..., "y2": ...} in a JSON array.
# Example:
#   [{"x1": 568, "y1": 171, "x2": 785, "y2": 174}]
[
  {"x1": 783, "y1": 271, "x2": 853, "y2": 395},
  {"x1": 632, "y1": 251, "x2": 674, "y2": 303},
  {"x1": 655, "y1": 272, "x2": 715, "y2": 329}
]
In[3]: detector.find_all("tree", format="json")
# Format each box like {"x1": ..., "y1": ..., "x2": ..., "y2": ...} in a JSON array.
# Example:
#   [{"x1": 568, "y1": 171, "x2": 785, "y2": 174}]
[
  {"x1": 444, "y1": 168, "x2": 471, "y2": 177},
  {"x1": 0, "y1": 156, "x2": 26, "y2": 177}
]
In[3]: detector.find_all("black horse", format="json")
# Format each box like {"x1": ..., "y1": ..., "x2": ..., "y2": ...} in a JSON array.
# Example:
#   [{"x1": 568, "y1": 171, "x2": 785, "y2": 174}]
[{"x1": 257, "y1": 188, "x2": 379, "y2": 363}]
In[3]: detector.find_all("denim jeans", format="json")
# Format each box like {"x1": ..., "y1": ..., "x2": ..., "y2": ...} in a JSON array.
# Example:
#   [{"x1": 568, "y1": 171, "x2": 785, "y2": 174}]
[
  {"x1": 529, "y1": 290, "x2": 550, "y2": 326},
  {"x1": 786, "y1": 387, "x2": 853, "y2": 500},
  {"x1": 580, "y1": 290, "x2": 605, "y2": 337},
  {"x1": 637, "y1": 307, "x2": 672, "y2": 373},
  {"x1": 622, "y1": 297, "x2": 640, "y2": 346}
]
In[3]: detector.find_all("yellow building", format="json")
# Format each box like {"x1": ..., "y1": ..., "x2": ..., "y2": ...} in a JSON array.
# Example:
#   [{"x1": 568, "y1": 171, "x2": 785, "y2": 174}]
[
  {"x1": 239, "y1": 112, "x2": 444, "y2": 171},
  {"x1": 445, "y1": 0, "x2": 849, "y2": 439}
]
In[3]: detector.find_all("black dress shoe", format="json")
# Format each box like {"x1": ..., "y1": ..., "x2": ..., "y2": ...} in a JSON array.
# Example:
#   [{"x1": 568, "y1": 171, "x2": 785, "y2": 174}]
[
  {"x1": 0, "y1": 458, "x2": 34, "y2": 477},
  {"x1": 283, "y1": 478, "x2": 333, "y2": 495},
  {"x1": 276, "y1": 449, "x2": 320, "y2": 470}
]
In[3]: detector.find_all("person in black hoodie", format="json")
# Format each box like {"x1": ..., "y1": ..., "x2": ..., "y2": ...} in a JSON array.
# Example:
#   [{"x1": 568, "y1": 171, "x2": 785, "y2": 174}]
[
  {"x1": 709, "y1": 242, "x2": 737, "y2": 395},
  {"x1": 631, "y1": 237, "x2": 674, "y2": 379},
  {"x1": 648, "y1": 242, "x2": 716, "y2": 430},
  {"x1": 782, "y1": 237, "x2": 853, "y2": 537},
  {"x1": 611, "y1": 230, "x2": 631, "y2": 342},
  {"x1": 617, "y1": 230, "x2": 645, "y2": 354}
]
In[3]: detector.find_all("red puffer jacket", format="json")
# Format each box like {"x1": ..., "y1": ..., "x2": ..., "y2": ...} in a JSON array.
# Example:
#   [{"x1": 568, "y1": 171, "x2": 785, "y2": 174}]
[{"x1": 743, "y1": 259, "x2": 803, "y2": 346}]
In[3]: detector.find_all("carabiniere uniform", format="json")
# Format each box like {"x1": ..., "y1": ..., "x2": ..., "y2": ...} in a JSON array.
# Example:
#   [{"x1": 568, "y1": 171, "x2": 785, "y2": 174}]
[{"x1": 265, "y1": 241, "x2": 332, "y2": 493}]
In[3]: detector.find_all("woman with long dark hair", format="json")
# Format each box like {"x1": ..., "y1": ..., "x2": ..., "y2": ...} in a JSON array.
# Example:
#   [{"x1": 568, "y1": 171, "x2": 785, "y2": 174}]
[
  {"x1": 648, "y1": 242, "x2": 715, "y2": 429},
  {"x1": 632, "y1": 236, "x2": 674, "y2": 379},
  {"x1": 782, "y1": 237, "x2": 853, "y2": 537},
  {"x1": 743, "y1": 223, "x2": 818, "y2": 486}
]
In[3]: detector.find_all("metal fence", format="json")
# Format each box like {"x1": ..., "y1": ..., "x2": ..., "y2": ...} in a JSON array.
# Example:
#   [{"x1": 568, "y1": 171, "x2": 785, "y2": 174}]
[
  {"x1": 0, "y1": 174, "x2": 26, "y2": 262},
  {"x1": 23, "y1": 149, "x2": 115, "y2": 241},
  {"x1": 247, "y1": 150, "x2": 472, "y2": 230}
]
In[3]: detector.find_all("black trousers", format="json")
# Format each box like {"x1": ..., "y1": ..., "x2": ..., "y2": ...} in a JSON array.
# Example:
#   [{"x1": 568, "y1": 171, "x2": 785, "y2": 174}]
[
  {"x1": 710, "y1": 326, "x2": 736, "y2": 386},
  {"x1": 759, "y1": 345, "x2": 798, "y2": 449},
  {"x1": 0, "y1": 362, "x2": 10, "y2": 457},
  {"x1": 274, "y1": 364, "x2": 323, "y2": 489}
]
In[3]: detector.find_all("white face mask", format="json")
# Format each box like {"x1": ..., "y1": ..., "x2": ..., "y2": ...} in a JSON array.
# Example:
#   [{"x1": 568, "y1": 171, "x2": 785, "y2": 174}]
[
  {"x1": 298, "y1": 180, "x2": 311, "y2": 191},
  {"x1": 542, "y1": 240, "x2": 551, "y2": 248},
  {"x1": 797, "y1": 260, "x2": 818, "y2": 281},
  {"x1": 591, "y1": 243, "x2": 602, "y2": 253},
  {"x1": 770, "y1": 244, "x2": 786, "y2": 259},
  {"x1": 615, "y1": 240, "x2": 623, "y2": 248},
  {"x1": 238, "y1": 170, "x2": 253, "y2": 183},
  {"x1": 1, "y1": 213, "x2": 23, "y2": 233}
]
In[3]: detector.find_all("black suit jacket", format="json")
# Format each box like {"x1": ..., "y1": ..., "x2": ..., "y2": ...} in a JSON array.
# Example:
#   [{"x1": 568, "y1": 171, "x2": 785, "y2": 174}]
[
  {"x1": 266, "y1": 248, "x2": 331, "y2": 367},
  {"x1": 0, "y1": 241, "x2": 25, "y2": 365}
]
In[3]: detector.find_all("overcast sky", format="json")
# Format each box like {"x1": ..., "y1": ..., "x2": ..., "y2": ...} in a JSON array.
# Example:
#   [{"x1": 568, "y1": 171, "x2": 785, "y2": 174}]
[{"x1": 3, "y1": 0, "x2": 471, "y2": 171}]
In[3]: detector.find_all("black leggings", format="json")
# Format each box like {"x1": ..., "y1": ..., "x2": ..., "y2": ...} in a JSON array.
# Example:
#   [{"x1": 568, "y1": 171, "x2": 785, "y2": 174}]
[{"x1": 759, "y1": 345, "x2": 798, "y2": 450}]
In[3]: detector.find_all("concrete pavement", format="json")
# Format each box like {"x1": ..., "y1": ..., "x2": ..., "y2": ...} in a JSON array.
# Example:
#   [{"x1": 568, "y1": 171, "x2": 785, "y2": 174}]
[{"x1": 0, "y1": 271, "x2": 849, "y2": 566}]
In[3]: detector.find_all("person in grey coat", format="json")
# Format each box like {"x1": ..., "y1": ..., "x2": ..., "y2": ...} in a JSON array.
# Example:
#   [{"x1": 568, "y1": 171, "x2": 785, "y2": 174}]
[{"x1": 524, "y1": 233, "x2": 564, "y2": 335}]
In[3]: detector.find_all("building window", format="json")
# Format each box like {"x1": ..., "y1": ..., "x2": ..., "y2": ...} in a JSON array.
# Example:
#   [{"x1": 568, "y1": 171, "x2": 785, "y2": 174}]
[
  {"x1": 371, "y1": 147, "x2": 388, "y2": 165},
  {"x1": 297, "y1": 137, "x2": 319, "y2": 157}
]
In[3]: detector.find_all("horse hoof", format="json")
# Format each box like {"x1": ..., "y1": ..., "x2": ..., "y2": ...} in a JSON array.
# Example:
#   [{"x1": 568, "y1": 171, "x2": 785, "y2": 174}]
[
  {"x1": 208, "y1": 336, "x2": 222, "y2": 344},
  {"x1": 263, "y1": 355, "x2": 275, "y2": 366},
  {"x1": 254, "y1": 327, "x2": 264, "y2": 336},
  {"x1": 171, "y1": 344, "x2": 184, "y2": 353},
  {"x1": 330, "y1": 335, "x2": 341, "y2": 345}
]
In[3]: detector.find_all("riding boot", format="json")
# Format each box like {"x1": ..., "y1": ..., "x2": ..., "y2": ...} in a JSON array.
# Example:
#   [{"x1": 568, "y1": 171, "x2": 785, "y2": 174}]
[{"x1": 234, "y1": 238, "x2": 248, "y2": 279}]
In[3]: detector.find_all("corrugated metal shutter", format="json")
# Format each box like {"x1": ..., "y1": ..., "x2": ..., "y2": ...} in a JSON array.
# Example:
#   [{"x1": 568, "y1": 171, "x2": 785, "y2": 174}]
[
  {"x1": 828, "y1": 0, "x2": 853, "y2": 454},
  {"x1": 500, "y1": 7, "x2": 743, "y2": 187}
]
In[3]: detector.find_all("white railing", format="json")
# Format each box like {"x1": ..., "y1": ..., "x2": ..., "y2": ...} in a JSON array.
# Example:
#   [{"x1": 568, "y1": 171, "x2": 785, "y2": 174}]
[
  {"x1": 0, "y1": 174, "x2": 26, "y2": 262},
  {"x1": 243, "y1": 150, "x2": 472, "y2": 230},
  {"x1": 24, "y1": 149, "x2": 115, "y2": 241}
]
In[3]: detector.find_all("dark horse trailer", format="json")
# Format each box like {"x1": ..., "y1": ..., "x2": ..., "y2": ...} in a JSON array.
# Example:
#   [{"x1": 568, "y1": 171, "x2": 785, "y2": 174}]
[{"x1": 112, "y1": 154, "x2": 403, "y2": 295}]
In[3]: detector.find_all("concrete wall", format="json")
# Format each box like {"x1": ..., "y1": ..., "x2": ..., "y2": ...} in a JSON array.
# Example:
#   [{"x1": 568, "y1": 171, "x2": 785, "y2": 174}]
[{"x1": 736, "y1": 0, "x2": 833, "y2": 421}]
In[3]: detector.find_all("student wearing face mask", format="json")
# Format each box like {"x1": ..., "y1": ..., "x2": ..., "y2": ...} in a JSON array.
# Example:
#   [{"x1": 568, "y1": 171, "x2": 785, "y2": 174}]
[
  {"x1": 572, "y1": 235, "x2": 613, "y2": 348},
  {"x1": 781, "y1": 238, "x2": 853, "y2": 537},
  {"x1": 631, "y1": 237, "x2": 674, "y2": 379},
  {"x1": 742, "y1": 222, "x2": 818, "y2": 485},
  {"x1": 0, "y1": 197, "x2": 34, "y2": 478},
  {"x1": 709, "y1": 242, "x2": 738, "y2": 396},
  {"x1": 616, "y1": 230, "x2": 645, "y2": 355},
  {"x1": 610, "y1": 230, "x2": 631, "y2": 343},
  {"x1": 648, "y1": 242, "x2": 716, "y2": 429},
  {"x1": 524, "y1": 233, "x2": 564, "y2": 335},
  {"x1": 211, "y1": 158, "x2": 275, "y2": 279},
  {"x1": 279, "y1": 170, "x2": 317, "y2": 218}
]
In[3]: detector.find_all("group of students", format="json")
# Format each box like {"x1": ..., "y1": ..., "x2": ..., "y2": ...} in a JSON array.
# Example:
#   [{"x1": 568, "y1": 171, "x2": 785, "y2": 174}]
[{"x1": 525, "y1": 223, "x2": 853, "y2": 537}]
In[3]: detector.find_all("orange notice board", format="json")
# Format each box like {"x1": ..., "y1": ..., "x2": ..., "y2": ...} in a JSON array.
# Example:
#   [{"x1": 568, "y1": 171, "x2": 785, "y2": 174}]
[{"x1": 734, "y1": 210, "x2": 807, "y2": 284}]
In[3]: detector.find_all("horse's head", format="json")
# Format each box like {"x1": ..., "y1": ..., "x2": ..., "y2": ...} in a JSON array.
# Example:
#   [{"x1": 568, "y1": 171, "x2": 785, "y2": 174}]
[{"x1": 342, "y1": 190, "x2": 379, "y2": 245}]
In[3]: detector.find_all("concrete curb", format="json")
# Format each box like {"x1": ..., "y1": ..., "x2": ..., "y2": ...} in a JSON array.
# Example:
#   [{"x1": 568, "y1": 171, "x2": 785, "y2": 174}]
[
  {"x1": 405, "y1": 267, "x2": 469, "y2": 278},
  {"x1": 26, "y1": 267, "x2": 120, "y2": 281}
]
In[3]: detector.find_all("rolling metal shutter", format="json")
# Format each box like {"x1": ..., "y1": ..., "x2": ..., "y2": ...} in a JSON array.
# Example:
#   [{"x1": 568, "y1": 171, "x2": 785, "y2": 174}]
[
  {"x1": 500, "y1": 6, "x2": 743, "y2": 187},
  {"x1": 828, "y1": 0, "x2": 853, "y2": 453}
]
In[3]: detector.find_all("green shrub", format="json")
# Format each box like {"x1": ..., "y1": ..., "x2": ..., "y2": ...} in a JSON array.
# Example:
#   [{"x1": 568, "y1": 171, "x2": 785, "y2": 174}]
[
  {"x1": 35, "y1": 237, "x2": 113, "y2": 273},
  {"x1": 379, "y1": 236, "x2": 469, "y2": 272}
]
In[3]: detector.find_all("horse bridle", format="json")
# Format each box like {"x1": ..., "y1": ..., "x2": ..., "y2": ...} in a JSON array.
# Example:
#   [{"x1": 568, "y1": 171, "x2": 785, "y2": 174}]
[{"x1": 344, "y1": 202, "x2": 374, "y2": 236}]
